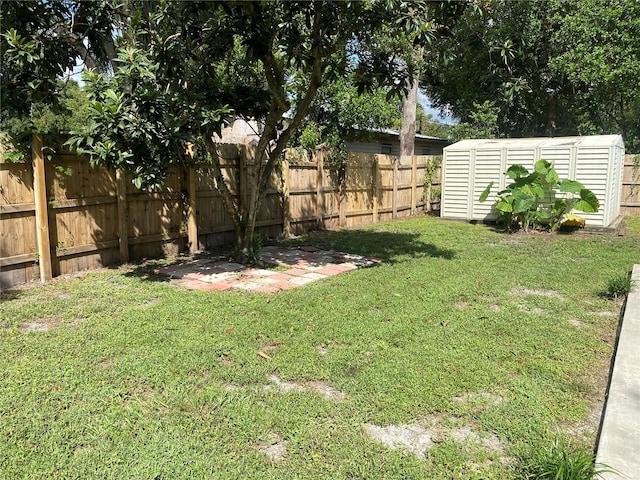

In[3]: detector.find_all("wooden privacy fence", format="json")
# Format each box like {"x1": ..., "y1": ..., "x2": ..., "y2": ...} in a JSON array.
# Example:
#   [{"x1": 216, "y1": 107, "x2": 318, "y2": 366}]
[
  {"x1": 0, "y1": 135, "x2": 440, "y2": 289},
  {"x1": 621, "y1": 154, "x2": 640, "y2": 216}
]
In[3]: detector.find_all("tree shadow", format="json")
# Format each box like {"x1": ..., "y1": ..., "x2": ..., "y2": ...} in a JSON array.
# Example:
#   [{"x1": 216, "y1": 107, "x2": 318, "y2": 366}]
[{"x1": 279, "y1": 228, "x2": 455, "y2": 264}]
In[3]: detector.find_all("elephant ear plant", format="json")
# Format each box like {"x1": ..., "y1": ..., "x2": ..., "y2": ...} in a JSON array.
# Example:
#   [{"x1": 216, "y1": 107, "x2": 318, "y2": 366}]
[{"x1": 479, "y1": 160, "x2": 600, "y2": 232}]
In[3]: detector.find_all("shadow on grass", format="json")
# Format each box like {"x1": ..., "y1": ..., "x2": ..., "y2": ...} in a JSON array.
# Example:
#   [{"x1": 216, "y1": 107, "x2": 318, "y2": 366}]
[
  {"x1": 280, "y1": 228, "x2": 456, "y2": 264},
  {"x1": 121, "y1": 251, "x2": 230, "y2": 283},
  {"x1": 120, "y1": 229, "x2": 455, "y2": 284}
]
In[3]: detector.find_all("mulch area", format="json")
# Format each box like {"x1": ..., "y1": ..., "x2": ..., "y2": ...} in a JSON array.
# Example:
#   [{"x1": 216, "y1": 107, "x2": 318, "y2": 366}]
[{"x1": 154, "y1": 246, "x2": 382, "y2": 294}]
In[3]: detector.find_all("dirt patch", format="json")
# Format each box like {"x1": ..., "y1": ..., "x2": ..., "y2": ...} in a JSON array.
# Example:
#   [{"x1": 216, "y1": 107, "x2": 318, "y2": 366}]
[
  {"x1": 365, "y1": 414, "x2": 512, "y2": 464},
  {"x1": 218, "y1": 356, "x2": 234, "y2": 368},
  {"x1": 258, "y1": 433, "x2": 287, "y2": 462},
  {"x1": 510, "y1": 287, "x2": 565, "y2": 299},
  {"x1": 455, "y1": 301, "x2": 471, "y2": 310},
  {"x1": 365, "y1": 423, "x2": 435, "y2": 459},
  {"x1": 568, "y1": 318, "x2": 585, "y2": 327},
  {"x1": 517, "y1": 304, "x2": 546, "y2": 314},
  {"x1": 307, "y1": 381, "x2": 347, "y2": 402},
  {"x1": 265, "y1": 375, "x2": 347, "y2": 402},
  {"x1": 265, "y1": 374, "x2": 305, "y2": 394},
  {"x1": 19, "y1": 316, "x2": 62, "y2": 332}
]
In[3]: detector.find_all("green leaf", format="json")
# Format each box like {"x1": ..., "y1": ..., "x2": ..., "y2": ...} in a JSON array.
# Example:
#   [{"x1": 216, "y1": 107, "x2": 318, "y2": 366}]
[
  {"x1": 558, "y1": 179, "x2": 584, "y2": 194},
  {"x1": 479, "y1": 182, "x2": 494, "y2": 202},
  {"x1": 534, "y1": 159, "x2": 552, "y2": 174},
  {"x1": 506, "y1": 164, "x2": 529, "y2": 180},
  {"x1": 496, "y1": 199, "x2": 513, "y2": 213},
  {"x1": 511, "y1": 191, "x2": 536, "y2": 213},
  {"x1": 574, "y1": 189, "x2": 599, "y2": 213}
]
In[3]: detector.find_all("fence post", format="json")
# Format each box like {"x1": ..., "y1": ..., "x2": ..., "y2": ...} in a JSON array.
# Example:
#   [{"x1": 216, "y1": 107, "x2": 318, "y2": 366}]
[
  {"x1": 115, "y1": 169, "x2": 129, "y2": 262},
  {"x1": 392, "y1": 156, "x2": 398, "y2": 219},
  {"x1": 186, "y1": 166, "x2": 198, "y2": 253},
  {"x1": 316, "y1": 150, "x2": 324, "y2": 228},
  {"x1": 31, "y1": 134, "x2": 52, "y2": 282},
  {"x1": 411, "y1": 155, "x2": 418, "y2": 214},
  {"x1": 282, "y1": 160, "x2": 291, "y2": 237},
  {"x1": 372, "y1": 157, "x2": 379, "y2": 223}
]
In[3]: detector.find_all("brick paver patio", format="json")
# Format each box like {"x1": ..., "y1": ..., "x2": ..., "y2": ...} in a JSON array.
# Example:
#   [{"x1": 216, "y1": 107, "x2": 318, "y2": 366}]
[{"x1": 154, "y1": 246, "x2": 382, "y2": 294}]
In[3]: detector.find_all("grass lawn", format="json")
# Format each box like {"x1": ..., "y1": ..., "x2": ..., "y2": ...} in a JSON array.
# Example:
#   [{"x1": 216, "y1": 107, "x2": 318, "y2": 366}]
[{"x1": 1, "y1": 216, "x2": 638, "y2": 479}]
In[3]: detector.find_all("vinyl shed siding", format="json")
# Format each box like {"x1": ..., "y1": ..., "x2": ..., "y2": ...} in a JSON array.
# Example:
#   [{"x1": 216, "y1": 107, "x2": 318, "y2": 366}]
[{"x1": 441, "y1": 135, "x2": 625, "y2": 227}]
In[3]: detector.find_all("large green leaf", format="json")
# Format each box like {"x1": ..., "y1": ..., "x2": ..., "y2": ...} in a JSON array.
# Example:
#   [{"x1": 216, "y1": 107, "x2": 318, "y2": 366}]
[
  {"x1": 479, "y1": 181, "x2": 494, "y2": 202},
  {"x1": 506, "y1": 164, "x2": 529, "y2": 180},
  {"x1": 559, "y1": 179, "x2": 585, "y2": 194},
  {"x1": 534, "y1": 159, "x2": 552, "y2": 174},
  {"x1": 496, "y1": 198, "x2": 513, "y2": 213},
  {"x1": 574, "y1": 189, "x2": 599, "y2": 213},
  {"x1": 511, "y1": 191, "x2": 536, "y2": 213}
]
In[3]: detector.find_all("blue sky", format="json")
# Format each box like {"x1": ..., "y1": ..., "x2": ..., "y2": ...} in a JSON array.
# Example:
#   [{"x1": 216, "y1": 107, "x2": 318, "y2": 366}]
[{"x1": 418, "y1": 91, "x2": 456, "y2": 125}]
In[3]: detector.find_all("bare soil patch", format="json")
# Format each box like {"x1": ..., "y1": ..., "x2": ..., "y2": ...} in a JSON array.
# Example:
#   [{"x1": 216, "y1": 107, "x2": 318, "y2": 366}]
[
  {"x1": 257, "y1": 433, "x2": 287, "y2": 462},
  {"x1": 365, "y1": 413, "x2": 513, "y2": 464},
  {"x1": 265, "y1": 374, "x2": 347, "y2": 402}
]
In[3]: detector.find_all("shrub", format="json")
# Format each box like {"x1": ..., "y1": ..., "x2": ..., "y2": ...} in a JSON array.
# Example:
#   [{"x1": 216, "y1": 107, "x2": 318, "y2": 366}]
[{"x1": 479, "y1": 160, "x2": 599, "y2": 232}]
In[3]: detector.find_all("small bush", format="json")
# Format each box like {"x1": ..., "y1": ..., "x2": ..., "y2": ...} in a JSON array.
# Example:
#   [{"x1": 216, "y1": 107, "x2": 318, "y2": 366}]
[
  {"x1": 525, "y1": 438, "x2": 613, "y2": 480},
  {"x1": 605, "y1": 274, "x2": 635, "y2": 299}
]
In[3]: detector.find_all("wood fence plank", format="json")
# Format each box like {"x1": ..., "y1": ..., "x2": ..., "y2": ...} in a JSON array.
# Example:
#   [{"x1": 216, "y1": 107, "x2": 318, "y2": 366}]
[
  {"x1": 372, "y1": 158, "x2": 379, "y2": 223},
  {"x1": 187, "y1": 167, "x2": 198, "y2": 253},
  {"x1": 282, "y1": 161, "x2": 291, "y2": 237},
  {"x1": 392, "y1": 157, "x2": 398, "y2": 219},
  {"x1": 316, "y1": 152, "x2": 324, "y2": 228},
  {"x1": 411, "y1": 155, "x2": 417, "y2": 214},
  {"x1": 31, "y1": 135, "x2": 52, "y2": 282},
  {"x1": 116, "y1": 169, "x2": 129, "y2": 262}
]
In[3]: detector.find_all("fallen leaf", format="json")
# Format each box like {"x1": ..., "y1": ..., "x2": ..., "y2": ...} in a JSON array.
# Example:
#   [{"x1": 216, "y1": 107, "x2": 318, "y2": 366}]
[
  {"x1": 225, "y1": 328, "x2": 234, "y2": 334},
  {"x1": 257, "y1": 351, "x2": 272, "y2": 360},
  {"x1": 271, "y1": 340, "x2": 284, "y2": 346},
  {"x1": 441, "y1": 320, "x2": 449, "y2": 327}
]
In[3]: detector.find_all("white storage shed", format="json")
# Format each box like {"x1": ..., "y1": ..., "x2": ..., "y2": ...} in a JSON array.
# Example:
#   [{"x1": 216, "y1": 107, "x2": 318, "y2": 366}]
[{"x1": 441, "y1": 135, "x2": 625, "y2": 227}]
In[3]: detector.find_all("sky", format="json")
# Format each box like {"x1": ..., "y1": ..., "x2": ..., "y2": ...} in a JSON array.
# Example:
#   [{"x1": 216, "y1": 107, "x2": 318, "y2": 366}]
[{"x1": 418, "y1": 91, "x2": 457, "y2": 125}]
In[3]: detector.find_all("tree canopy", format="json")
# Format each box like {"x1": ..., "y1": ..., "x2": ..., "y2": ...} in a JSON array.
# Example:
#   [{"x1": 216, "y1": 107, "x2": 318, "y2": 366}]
[
  {"x1": 423, "y1": 0, "x2": 640, "y2": 149},
  {"x1": 61, "y1": 1, "x2": 435, "y2": 260}
]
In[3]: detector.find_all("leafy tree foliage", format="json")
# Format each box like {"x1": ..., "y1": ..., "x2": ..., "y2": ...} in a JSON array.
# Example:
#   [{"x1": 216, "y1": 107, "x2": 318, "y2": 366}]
[
  {"x1": 423, "y1": 0, "x2": 640, "y2": 149},
  {"x1": 1, "y1": 0, "x2": 117, "y2": 156},
  {"x1": 448, "y1": 101, "x2": 499, "y2": 142},
  {"x1": 66, "y1": 1, "x2": 433, "y2": 261},
  {"x1": 294, "y1": 76, "x2": 402, "y2": 169},
  {"x1": 550, "y1": 0, "x2": 640, "y2": 150},
  {"x1": 1, "y1": 0, "x2": 116, "y2": 117},
  {"x1": 1, "y1": 80, "x2": 91, "y2": 160}
]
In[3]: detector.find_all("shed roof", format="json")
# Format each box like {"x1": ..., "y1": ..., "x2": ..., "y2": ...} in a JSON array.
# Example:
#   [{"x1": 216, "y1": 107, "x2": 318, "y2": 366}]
[{"x1": 445, "y1": 135, "x2": 624, "y2": 151}]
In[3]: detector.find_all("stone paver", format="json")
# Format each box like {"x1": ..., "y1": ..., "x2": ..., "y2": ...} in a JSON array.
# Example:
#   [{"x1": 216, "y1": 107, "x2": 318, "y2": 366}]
[{"x1": 154, "y1": 246, "x2": 382, "y2": 294}]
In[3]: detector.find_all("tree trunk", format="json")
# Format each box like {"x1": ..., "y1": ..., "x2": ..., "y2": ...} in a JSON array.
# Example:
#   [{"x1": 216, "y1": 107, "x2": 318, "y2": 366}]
[
  {"x1": 545, "y1": 95, "x2": 557, "y2": 137},
  {"x1": 399, "y1": 76, "x2": 419, "y2": 162}
]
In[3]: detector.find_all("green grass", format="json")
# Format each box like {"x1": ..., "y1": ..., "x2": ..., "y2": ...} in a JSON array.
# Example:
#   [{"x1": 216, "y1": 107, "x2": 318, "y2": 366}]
[{"x1": 1, "y1": 216, "x2": 638, "y2": 479}]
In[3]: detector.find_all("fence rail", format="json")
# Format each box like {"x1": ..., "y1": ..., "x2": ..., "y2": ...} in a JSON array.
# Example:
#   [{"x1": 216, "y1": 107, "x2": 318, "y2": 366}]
[{"x1": 1, "y1": 135, "x2": 440, "y2": 289}]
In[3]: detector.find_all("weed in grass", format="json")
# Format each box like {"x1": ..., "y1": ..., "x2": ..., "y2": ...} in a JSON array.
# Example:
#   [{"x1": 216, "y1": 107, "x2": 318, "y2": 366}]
[
  {"x1": 603, "y1": 274, "x2": 635, "y2": 299},
  {"x1": 524, "y1": 437, "x2": 614, "y2": 480}
]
